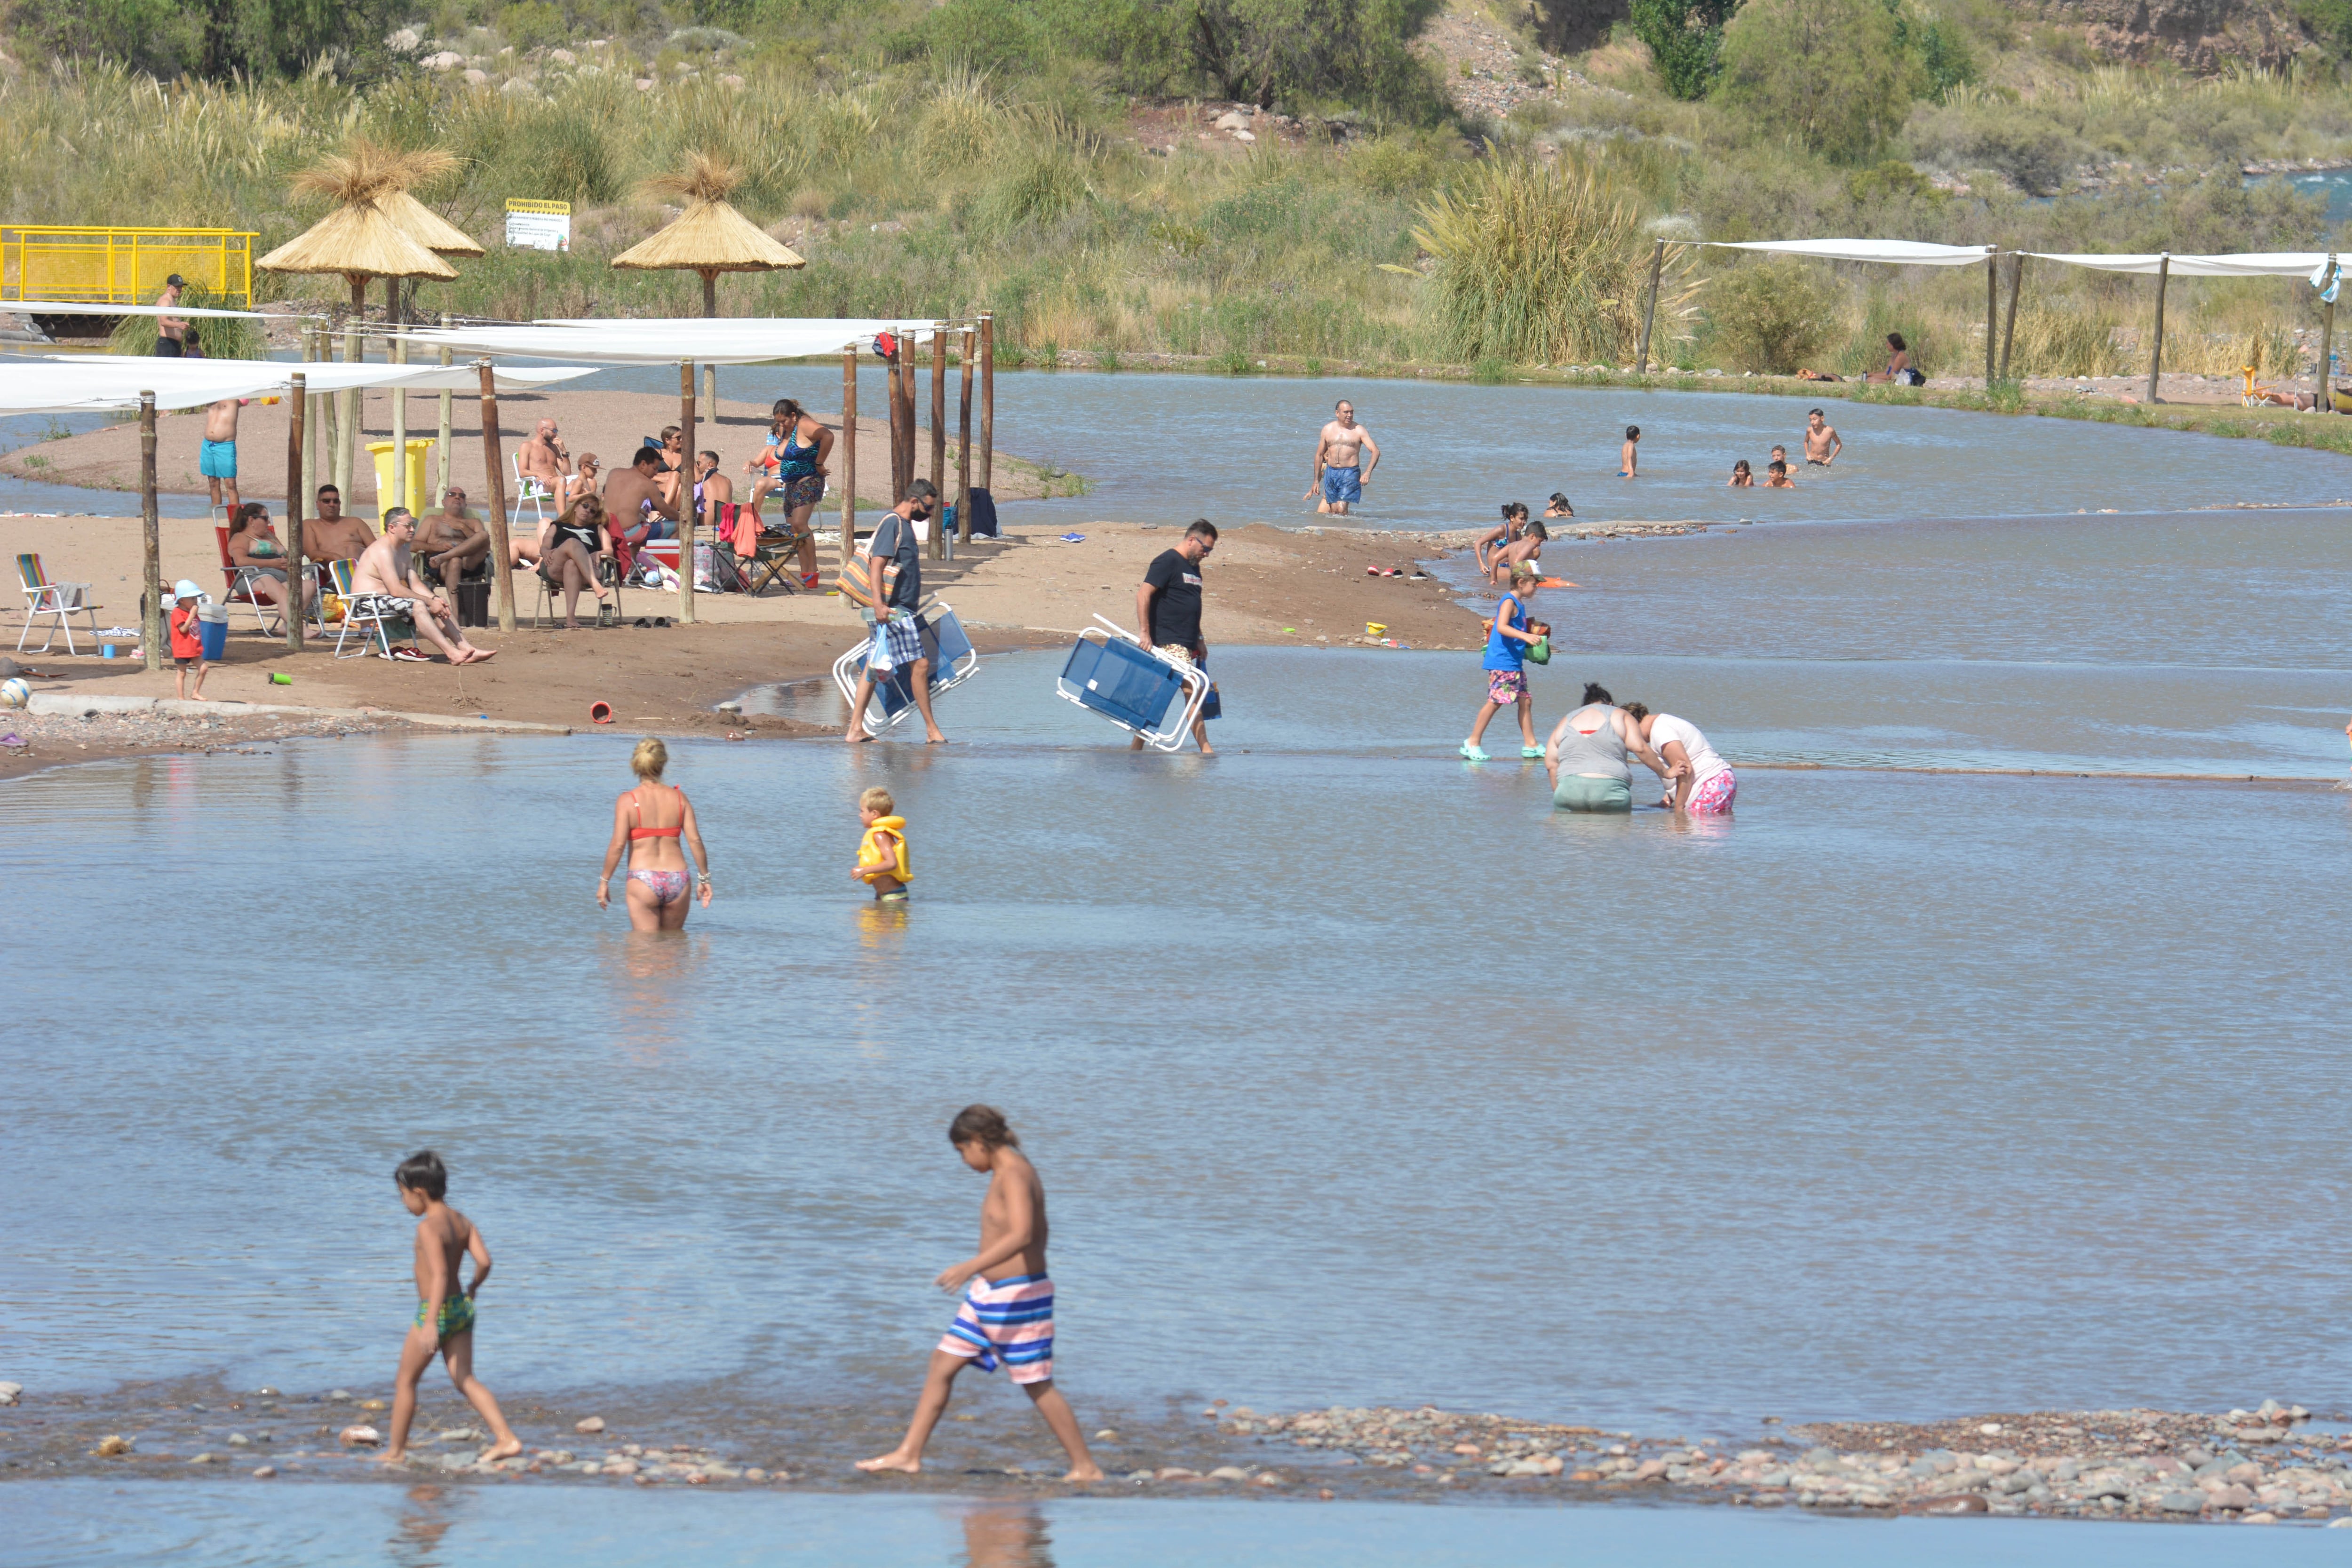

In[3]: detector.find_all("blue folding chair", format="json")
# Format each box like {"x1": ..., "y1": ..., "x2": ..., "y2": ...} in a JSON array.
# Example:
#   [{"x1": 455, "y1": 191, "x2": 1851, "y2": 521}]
[
  {"x1": 831, "y1": 598, "x2": 980, "y2": 737},
  {"x1": 1055, "y1": 614, "x2": 1209, "y2": 751}
]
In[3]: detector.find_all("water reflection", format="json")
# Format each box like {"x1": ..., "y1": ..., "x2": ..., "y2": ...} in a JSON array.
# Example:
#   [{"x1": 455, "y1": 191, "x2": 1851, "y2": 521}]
[
  {"x1": 606, "y1": 930, "x2": 707, "y2": 1067},
  {"x1": 390, "y1": 1483, "x2": 462, "y2": 1568},
  {"x1": 956, "y1": 1503, "x2": 1054, "y2": 1568}
]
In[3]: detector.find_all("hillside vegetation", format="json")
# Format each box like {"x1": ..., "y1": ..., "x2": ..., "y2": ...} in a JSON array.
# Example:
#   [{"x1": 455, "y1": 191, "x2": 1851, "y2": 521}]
[{"x1": 4, "y1": 0, "x2": 2351, "y2": 379}]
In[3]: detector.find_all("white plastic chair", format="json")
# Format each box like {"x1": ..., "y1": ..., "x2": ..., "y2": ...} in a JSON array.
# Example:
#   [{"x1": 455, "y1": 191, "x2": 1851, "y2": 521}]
[
  {"x1": 15, "y1": 552, "x2": 101, "y2": 653},
  {"x1": 510, "y1": 454, "x2": 554, "y2": 531},
  {"x1": 326, "y1": 560, "x2": 401, "y2": 659}
]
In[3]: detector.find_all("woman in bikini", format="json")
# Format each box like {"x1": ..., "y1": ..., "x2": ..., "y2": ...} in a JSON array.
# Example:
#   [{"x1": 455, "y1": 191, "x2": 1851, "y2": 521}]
[
  {"x1": 225, "y1": 502, "x2": 318, "y2": 626},
  {"x1": 597, "y1": 737, "x2": 712, "y2": 931}
]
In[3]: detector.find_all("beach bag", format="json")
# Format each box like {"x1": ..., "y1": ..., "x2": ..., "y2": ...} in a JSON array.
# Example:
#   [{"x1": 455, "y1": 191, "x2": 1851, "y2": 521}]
[
  {"x1": 1524, "y1": 635, "x2": 1551, "y2": 666},
  {"x1": 835, "y1": 516, "x2": 906, "y2": 608}
]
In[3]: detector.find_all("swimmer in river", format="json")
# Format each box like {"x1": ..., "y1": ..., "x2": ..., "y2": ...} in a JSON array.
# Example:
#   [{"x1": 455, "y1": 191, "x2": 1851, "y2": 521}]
[
  {"x1": 1770, "y1": 444, "x2": 1788, "y2": 471},
  {"x1": 1620, "y1": 425, "x2": 1640, "y2": 478},
  {"x1": 597, "y1": 737, "x2": 712, "y2": 931},
  {"x1": 1728, "y1": 460, "x2": 1754, "y2": 487},
  {"x1": 852, "y1": 785, "x2": 911, "y2": 902},
  {"x1": 1544, "y1": 493, "x2": 1575, "y2": 519},
  {"x1": 1804, "y1": 408, "x2": 1842, "y2": 466},
  {"x1": 858, "y1": 1106, "x2": 1104, "y2": 1483},
  {"x1": 1764, "y1": 459, "x2": 1796, "y2": 488},
  {"x1": 381, "y1": 1150, "x2": 523, "y2": 1467},
  {"x1": 1305, "y1": 399, "x2": 1379, "y2": 515}
]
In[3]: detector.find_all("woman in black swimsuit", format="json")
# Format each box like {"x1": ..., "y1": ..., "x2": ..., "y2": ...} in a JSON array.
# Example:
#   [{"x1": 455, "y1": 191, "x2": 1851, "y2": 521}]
[{"x1": 540, "y1": 494, "x2": 615, "y2": 628}]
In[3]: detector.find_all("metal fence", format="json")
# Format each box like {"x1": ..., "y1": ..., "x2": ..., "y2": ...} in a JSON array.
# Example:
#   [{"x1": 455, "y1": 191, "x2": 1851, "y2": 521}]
[{"x1": 0, "y1": 227, "x2": 258, "y2": 306}]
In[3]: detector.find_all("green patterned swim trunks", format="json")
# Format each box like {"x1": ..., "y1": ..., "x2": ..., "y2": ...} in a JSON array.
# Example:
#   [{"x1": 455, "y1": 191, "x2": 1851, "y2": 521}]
[{"x1": 413, "y1": 1295, "x2": 477, "y2": 1340}]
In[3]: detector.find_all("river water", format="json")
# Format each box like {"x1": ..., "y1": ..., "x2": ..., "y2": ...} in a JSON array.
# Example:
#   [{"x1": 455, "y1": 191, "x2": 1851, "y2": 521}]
[{"x1": 6, "y1": 389, "x2": 2352, "y2": 1564}]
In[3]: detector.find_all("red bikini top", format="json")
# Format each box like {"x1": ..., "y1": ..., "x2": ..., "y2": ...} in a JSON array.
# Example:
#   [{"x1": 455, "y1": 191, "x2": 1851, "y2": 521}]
[{"x1": 628, "y1": 785, "x2": 686, "y2": 840}]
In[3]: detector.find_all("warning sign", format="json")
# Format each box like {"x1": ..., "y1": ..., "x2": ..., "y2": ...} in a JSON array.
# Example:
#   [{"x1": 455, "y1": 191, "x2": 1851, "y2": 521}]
[{"x1": 504, "y1": 199, "x2": 572, "y2": 253}]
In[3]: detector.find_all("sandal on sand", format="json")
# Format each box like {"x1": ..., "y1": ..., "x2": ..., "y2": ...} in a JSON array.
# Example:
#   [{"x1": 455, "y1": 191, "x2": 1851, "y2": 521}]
[{"x1": 1459, "y1": 741, "x2": 1488, "y2": 762}]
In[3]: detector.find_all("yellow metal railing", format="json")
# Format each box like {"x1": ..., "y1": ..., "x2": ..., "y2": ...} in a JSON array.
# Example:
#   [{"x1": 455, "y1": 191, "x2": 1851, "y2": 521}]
[{"x1": 0, "y1": 227, "x2": 258, "y2": 307}]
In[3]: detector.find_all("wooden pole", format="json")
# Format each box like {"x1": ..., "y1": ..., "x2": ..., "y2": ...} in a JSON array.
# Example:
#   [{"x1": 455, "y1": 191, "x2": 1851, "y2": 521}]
[
  {"x1": 979, "y1": 312, "x2": 994, "y2": 491},
  {"x1": 887, "y1": 345, "x2": 907, "y2": 503},
  {"x1": 1636, "y1": 238, "x2": 1665, "y2": 374},
  {"x1": 929, "y1": 330, "x2": 946, "y2": 559},
  {"x1": 2317, "y1": 253, "x2": 2337, "y2": 414},
  {"x1": 2146, "y1": 254, "x2": 2170, "y2": 404},
  {"x1": 840, "y1": 346, "x2": 858, "y2": 572},
  {"x1": 1985, "y1": 253, "x2": 1998, "y2": 387},
  {"x1": 701, "y1": 270, "x2": 717, "y2": 408},
  {"x1": 140, "y1": 391, "x2": 160, "y2": 672},
  {"x1": 339, "y1": 278, "x2": 361, "y2": 497},
  {"x1": 301, "y1": 327, "x2": 319, "y2": 542},
  {"x1": 1998, "y1": 254, "x2": 2024, "y2": 383},
  {"x1": 477, "y1": 360, "x2": 516, "y2": 633},
  {"x1": 390, "y1": 328, "x2": 408, "y2": 520},
  {"x1": 437, "y1": 316, "x2": 453, "y2": 499},
  {"x1": 286, "y1": 372, "x2": 305, "y2": 653},
  {"x1": 957, "y1": 327, "x2": 974, "y2": 543},
  {"x1": 678, "y1": 360, "x2": 697, "y2": 625}
]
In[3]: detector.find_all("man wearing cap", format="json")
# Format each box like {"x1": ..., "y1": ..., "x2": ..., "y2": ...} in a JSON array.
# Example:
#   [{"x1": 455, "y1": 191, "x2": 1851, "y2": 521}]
[
  {"x1": 155, "y1": 275, "x2": 189, "y2": 358},
  {"x1": 350, "y1": 509, "x2": 495, "y2": 665},
  {"x1": 843, "y1": 479, "x2": 946, "y2": 744}
]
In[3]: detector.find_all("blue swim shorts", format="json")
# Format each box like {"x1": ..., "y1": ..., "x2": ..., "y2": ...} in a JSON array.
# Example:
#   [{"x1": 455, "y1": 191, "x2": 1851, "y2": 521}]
[
  {"x1": 1320, "y1": 465, "x2": 1361, "y2": 504},
  {"x1": 199, "y1": 438, "x2": 237, "y2": 479}
]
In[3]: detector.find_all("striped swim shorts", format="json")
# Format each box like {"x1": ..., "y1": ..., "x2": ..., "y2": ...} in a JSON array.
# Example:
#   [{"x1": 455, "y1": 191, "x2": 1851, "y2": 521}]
[{"x1": 939, "y1": 1273, "x2": 1055, "y2": 1384}]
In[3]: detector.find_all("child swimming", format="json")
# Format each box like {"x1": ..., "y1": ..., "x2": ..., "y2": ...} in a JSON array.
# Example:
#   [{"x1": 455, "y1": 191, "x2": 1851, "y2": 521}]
[
  {"x1": 853, "y1": 786, "x2": 911, "y2": 901},
  {"x1": 1764, "y1": 459, "x2": 1795, "y2": 488},
  {"x1": 382, "y1": 1151, "x2": 522, "y2": 1466},
  {"x1": 1728, "y1": 460, "x2": 1754, "y2": 487},
  {"x1": 1620, "y1": 425, "x2": 1640, "y2": 478}
]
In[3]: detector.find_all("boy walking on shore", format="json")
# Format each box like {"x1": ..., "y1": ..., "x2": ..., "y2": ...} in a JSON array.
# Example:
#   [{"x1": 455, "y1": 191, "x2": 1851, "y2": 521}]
[
  {"x1": 858, "y1": 1106, "x2": 1103, "y2": 1483},
  {"x1": 383, "y1": 1150, "x2": 523, "y2": 1465}
]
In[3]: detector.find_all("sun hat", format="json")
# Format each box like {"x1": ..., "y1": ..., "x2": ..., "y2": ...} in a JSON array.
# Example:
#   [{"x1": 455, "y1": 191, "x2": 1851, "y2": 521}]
[{"x1": 173, "y1": 578, "x2": 204, "y2": 599}]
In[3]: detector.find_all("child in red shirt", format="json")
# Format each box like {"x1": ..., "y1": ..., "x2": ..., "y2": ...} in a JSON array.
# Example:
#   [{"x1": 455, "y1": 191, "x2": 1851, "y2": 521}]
[{"x1": 167, "y1": 582, "x2": 209, "y2": 701}]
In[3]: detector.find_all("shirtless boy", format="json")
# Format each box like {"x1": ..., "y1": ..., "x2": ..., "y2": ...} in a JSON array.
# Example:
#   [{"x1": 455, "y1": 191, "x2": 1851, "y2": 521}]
[
  {"x1": 1803, "y1": 408, "x2": 1842, "y2": 466},
  {"x1": 858, "y1": 1106, "x2": 1104, "y2": 1484},
  {"x1": 201, "y1": 397, "x2": 245, "y2": 514},
  {"x1": 517, "y1": 419, "x2": 570, "y2": 505},
  {"x1": 303, "y1": 485, "x2": 376, "y2": 564},
  {"x1": 1620, "y1": 425, "x2": 1640, "y2": 478},
  {"x1": 382, "y1": 1149, "x2": 522, "y2": 1466},
  {"x1": 1305, "y1": 400, "x2": 1379, "y2": 515}
]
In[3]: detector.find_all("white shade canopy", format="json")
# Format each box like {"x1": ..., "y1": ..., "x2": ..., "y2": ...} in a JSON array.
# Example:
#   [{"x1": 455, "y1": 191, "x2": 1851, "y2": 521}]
[
  {"x1": 1704, "y1": 239, "x2": 1998, "y2": 266},
  {"x1": 5, "y1": 299, "x2": 283, "y2": 320},
  {"x1": 405, "y1": 316, "x2": 953, "y2": 364},
  {"x1": 0, "y1": 357, "x2": 595, "y2": 414},
  {"x1": 2024, "y1": 251, "x2": 2333, "y2": 277}
]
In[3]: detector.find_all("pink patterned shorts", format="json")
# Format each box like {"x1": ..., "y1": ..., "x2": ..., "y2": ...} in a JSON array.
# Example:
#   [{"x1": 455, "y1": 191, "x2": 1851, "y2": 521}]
[
  {"x1": 1487, "y1": 669, "x2": 1527, "y2": 705},
  {"x1": 1688, "y1": 768, "x2": 1736, "y2": 814}
]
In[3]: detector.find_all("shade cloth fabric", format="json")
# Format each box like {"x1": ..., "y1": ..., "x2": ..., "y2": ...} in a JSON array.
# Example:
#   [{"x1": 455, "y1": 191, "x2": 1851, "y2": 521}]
[
  {"x1": 2023, "y1": 251, "x2": 2333, "y2": 277},
  {"x1": 405, "y1": 317, "x2": 954, "y2": 364},
  {"x1": 0, "y1": 358, "x2": 594, "y2": 413},
  {"x1": 7, "y1": 300, "x2": 279, "y2": 319},
  {"x1": 1703, "y1": 240, "x2": 1998, "y2": 266}
]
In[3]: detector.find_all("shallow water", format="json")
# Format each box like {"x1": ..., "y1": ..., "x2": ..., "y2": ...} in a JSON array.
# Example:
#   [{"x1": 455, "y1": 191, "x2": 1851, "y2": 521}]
[{"x1": 7, "y1": 1481, "x2": 2331, "y2": 1568}]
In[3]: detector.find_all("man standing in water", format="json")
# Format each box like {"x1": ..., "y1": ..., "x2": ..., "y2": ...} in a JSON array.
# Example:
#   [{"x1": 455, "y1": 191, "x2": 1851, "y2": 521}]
[
  {"x1": 1803, "y1": 408, "x2": 1842, "y2": 466},
  {"x1": 843, "y1": 480, "x2": 947, "y2": 744},
  {"x1": 858, "y1": 1106, "x2": 1104, "y2": 1484},
  {"x1": 1132, "y1": 518, "x2": 1216, "y2": 755},
  {"x1": 1306, "y1": 399, "x2": 1379, "y2": 515}
]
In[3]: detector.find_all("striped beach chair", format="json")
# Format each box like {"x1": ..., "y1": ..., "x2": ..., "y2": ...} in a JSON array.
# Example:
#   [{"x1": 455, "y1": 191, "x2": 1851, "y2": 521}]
[{"x1": 15, "y1": 553, "x2": 102, "y2": 654}]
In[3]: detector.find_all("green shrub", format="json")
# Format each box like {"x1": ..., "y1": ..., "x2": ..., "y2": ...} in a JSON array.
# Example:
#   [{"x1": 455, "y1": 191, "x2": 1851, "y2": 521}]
[
  {"x1": 1704, "y1": 257, "x2": 1839, "y2": 372},
  {"x1": 1626, "y1": 0, "x2": 1736, "y2": 100},
  {"x1": 1715, "y1": 0, "x2": 1921, "y2": 164}
]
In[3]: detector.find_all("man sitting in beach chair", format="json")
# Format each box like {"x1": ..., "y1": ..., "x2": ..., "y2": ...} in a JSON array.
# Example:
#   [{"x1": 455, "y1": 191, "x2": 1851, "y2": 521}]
[{"x1": 350, "y1": 510, "x2": 496, "y2": 665}]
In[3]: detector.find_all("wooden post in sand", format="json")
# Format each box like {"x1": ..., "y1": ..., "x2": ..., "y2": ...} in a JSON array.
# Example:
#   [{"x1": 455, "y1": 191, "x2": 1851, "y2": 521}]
[
  {"x1": 2316, "y1": 253, "x2": 2336, "y2": 415},
  {"x1": 886, "y1": 343, "x2": 907, "y2": 503},
  {"x1": 678, "y1": 360, "x2": 698, "y2": 626},
  {"x1": 301, "y1": 328, "x2": 319, "y2": 536},
  {"x1": 338, "y1": 317, "x2": 359, "y2": 497},
  {"x1": 1985, "y1": 253, "x2": 1999, "y2": 386},
  {"x1": 957, "y1": 327, "x2": 974, "y2": 544},
  {"x1": 390, "y1": 331, "x2": 408, "y2": 519},
  {"x1": 437, "y1": 315, "x2": 454, "y2": 498},
  {"x1": 2146, "y1": 253, "x2": 2171, "y2": 404},
  {"x1": 979, "y1": 313, "x2": 994, "y2": 491},
  {"x1": 477, "y1": 360, "x2": 517, "y2": 634},
  {"x1": 929, "y1": 330, "x2": 946, "y2": 560},
  {"x1": 1636, "y1": 239, "x2": 1665, "y2": 374},
  {"x1": 286, "y1": 373, "x2": 306, "y2": 653},
  {"x1": 840, "y1": 346, "x2": 858, "y2": 571},
  {"x1": 140, "y1": 391, "x2": 160, "y2": 672},
  {"x1": 1998, "y1": 254, "x2": 2024, "y2": 383}
]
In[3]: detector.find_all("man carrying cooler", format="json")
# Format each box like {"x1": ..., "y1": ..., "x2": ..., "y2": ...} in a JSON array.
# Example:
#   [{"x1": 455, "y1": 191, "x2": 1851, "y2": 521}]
[
  {"x1": 843, "y1": 479, "x2": 946, "y2": 745},
  {"x1": 1131, "y1": 518, "x2": 1216, "y2": 756}
]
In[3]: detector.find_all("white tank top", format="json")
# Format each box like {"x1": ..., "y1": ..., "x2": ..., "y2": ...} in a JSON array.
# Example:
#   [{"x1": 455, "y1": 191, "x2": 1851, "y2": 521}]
[{"x1": 1649, "y1": 714, "x2": 1727, "y2": 787}]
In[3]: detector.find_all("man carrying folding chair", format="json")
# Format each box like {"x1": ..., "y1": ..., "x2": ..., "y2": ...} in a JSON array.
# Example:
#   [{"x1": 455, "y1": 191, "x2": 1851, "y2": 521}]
[
  {"x1": 1131, "y1": 519, "x2": 1217, "y2": 756},
  {"x1": 843, "y1": 481, "x2": 947, "y2": 745}
]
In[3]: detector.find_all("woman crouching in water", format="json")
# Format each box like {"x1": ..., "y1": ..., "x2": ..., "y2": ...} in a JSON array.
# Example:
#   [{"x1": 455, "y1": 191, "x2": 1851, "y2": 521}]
[
  {"x1": 1545, "y1": 682, "x2": 1682, "y2": 812},
  {"x1": 598, "y1": 738, "x2": 712, "y2": 930}
]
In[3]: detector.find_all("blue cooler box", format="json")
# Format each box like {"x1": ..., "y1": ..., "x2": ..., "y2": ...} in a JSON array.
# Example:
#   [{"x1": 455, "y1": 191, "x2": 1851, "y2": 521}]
[{"x1": 197, "y1": 605, "x2": 229, "y2": 661}]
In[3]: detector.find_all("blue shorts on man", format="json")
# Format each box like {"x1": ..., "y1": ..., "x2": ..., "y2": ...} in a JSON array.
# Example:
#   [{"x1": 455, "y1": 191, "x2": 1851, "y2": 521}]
[
  {"x1": 1320, "y1": 465, "x2": 1361, "y2": 504},
  {"x1": 199, "y1": 438, "x2": 237, "y2": 478}
]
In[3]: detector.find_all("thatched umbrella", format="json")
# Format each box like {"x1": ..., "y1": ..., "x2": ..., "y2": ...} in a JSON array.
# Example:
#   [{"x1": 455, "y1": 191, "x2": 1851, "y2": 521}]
[{"x1": 611, "y1": 151, "x2": 805, "y2": 318}]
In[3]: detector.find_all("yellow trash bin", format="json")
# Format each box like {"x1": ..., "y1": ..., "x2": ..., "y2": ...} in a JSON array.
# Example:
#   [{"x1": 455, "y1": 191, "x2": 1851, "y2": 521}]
[{"x1": 366, "y1": 438, "x2": 436, "y2": 518}]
